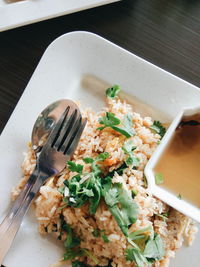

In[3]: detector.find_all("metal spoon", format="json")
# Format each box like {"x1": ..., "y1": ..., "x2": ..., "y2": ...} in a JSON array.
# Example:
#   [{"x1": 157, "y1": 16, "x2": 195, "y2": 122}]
[
  {"x1": 0, "y1": 106, "x2": 86, "y2": 264},
  {"x1": 31, "y1": 99, "x2": 80, "y2": 153},
  {"x1": 0, "y1": 99, "x2": 79, "y2": 231},
  {"x1": 0, "y1": 100, "x2": 81, "y2": 259}
]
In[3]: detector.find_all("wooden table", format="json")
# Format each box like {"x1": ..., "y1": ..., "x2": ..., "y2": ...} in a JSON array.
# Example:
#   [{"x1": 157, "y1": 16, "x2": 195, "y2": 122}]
[{"x1": 1, "y1": 0, "x2": 200, "y2": 133}]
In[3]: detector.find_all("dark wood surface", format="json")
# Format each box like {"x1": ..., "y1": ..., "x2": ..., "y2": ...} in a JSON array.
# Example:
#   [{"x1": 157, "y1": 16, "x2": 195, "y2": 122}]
[{"x1": 1, "y1": 0, "x2": 200, "y2": 133}]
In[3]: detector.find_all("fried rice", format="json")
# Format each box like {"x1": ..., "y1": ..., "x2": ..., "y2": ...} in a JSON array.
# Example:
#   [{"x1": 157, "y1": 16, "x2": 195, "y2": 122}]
[{"x1": 12, "y1": 92, "x2": 198, "y2": 267}]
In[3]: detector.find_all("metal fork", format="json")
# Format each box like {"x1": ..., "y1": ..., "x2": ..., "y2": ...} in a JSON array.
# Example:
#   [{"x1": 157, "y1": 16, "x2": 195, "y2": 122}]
[{"x1": 0, "y1": 107, "x2": 86, "y2": 264}]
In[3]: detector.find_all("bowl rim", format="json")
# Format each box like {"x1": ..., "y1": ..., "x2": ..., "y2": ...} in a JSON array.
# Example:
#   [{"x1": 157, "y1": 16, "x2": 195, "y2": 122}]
[{"x1": 145, "y1": 105, "x2": 200, "y2": 223}]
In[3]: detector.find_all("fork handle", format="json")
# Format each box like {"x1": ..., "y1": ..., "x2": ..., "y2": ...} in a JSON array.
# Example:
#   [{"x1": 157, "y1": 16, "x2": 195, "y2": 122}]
[
  {"x1": 0, "y1": 170, "x2": 44, "y2": 265},
  {"x1": 0, "y1": 167, "x2": 39, "y2": 235}
]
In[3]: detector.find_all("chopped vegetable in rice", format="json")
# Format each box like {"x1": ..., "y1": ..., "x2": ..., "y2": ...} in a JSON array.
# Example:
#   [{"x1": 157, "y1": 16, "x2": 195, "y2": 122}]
[{"x1": 13, "y1": 86, "x2": 198, "y2": 267}]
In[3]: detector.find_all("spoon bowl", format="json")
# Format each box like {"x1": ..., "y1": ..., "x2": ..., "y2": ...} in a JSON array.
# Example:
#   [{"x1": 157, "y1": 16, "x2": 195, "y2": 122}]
[{"x1": 31, "y1": 99, "x2": 80, "y2": 152}]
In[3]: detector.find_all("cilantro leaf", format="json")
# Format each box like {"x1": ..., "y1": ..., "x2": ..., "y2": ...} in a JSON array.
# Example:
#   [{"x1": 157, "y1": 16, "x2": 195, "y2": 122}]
[
  {"x1": 112, "y1": 114, "x2": 135, "y2": 138},
  {"x1": 98, "y1": 112, "x2": 120, "y2": 130},
  {"x1": 125, "y1": 233, "x2": 165, "y2": 266},
  {"x1": 107, "y1": 163, "x2": 127, "y2": 178},
  {"x1": 64, "y1": 154, "x2": 109, "y2": 214},
  {"x1": 143, "y1": 234, "x2": 165, "y2": 260},
  {"x1": 122, "y1": 140, "x2": 136, "y2": 154},
  {"x1": 122, "y1": 140, "x2": 140, "y2": 167},
  {"x1": 155, "y1": 173, "x2": 164, "y2": 185},
  {"x1": 150, "y1": 121, "x2": 166, "y2": 138},
  {"x1": 89, "y1": 179, "x2": 102, "y2": 214},
  {"x1": 98, "y1": 113, "x2": 134, "y2": 138},
  {"x1": 64, "y1": 175, "x2": 88, "y2": 208},
  {"x1": 102, "y1": 234, "x2": 109, "y2": 243},
  {"x1": 90, "y1": 152, "x2": 109, "y2": 178},
  {"x1": 156, "y1": 212, "x2": 169, "y2": 222},
  {"x1": 125, "y1": 248, "x2": 147, "y2": 267},
  {"x1": 92, "y1": 228, "x2": 109, "y2": 243},
  {"x1": 63, "y1": 222, "x2": 80, "y2": 249},
  {"x1": 83, "y1": 249, "x2": 99, "y2": 265},
  {"x1": 96, "y1": 152, "x2": 109, "y2": 161},
  {"x1": 132, "y1": 189, "x2": 138, "y2": 198},
  {"x1": 128, "y1": 226, "x2": 152, "y2": 241},
  {"x1": 64, "y1": 234, "x2": 80, "y2": 250},
  {"x1": 125, "y1": 156, "x2": 140, "y2": 167},
  {"x1": 92, "y1": 229, "x2": 101, "y2": 237},
  {"x1": 59, "y1": 216, "x2": 84, "y2": 261},
  {"x1": 103, "y1": 186, "x2": 119, "y2": 206},
  {"x1": 83, "y1": 157, "x2": 94, "y2": 163},
  {"x1": 81, "y1": 188, "x2": 94, "y2": 197},
  {"x1": 112, "y1": 126, "x2": 132, "y2": 138},
  {"x1": 106, "y1": 85, "x2": 120, "y2": 98},
  {"x1": 121, "y1": 114, "x2": 135, "y2": 137},
  {"x1": 177, "y1": 193, "x2": 182, "y2": 199},
  {"x1": 67, "y1": 161, "x2": 83, "y2": 173},
  {"x1": 102, "y1": 183, "x2": 138, "y2": 236},
  {"x1": 63, "y1": 248, "x2": 84, "y2": 261}
]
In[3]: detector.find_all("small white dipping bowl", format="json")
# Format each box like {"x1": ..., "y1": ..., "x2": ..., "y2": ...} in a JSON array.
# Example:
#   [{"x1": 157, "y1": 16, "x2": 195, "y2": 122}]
[{"x1": 145, "y1": 106, "x2": 200, "y2": 223}]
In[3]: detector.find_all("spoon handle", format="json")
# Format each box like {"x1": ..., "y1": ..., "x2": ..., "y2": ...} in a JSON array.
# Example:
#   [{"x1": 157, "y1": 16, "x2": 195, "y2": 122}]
[{"x1": 0, "y1": 168, "x2": 42, "y2": 265}]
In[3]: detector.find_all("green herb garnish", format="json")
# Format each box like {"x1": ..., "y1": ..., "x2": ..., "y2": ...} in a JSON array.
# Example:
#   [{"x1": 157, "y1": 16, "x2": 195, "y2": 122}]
[
  {"x1": 102, "y1": 181, "x2": 138, "y2": 236},
  {"x1": 64, "y1": 228, "x2": 80, "y2": 250},
  {"x1": 97, "y1": 112, "x2": 134, "y2": 138},
  {"x1": 63, "y1": 173, "x2": 100, "y2": 214},
  {"x1": 59, "y1": 215, "x2": 84, "y2": 261},
  {"x1": 113, "y1": 114, "x2": 135, "y2": 138},
  {"x1": 60, "y1": 218, "x2": 80, "y2": 250},
  {"x1": 177, "y1": 194, "x2": 182, "y2": 200},
  {"x1": 150, "y1": 121, "x2": 166, "y2": 138},
  {"x1": 67, "y1": 161, "x2": 83, "y2": 173},
  {"x1": 92, "y1": 229, "x2": 100, "y2": 237},
  {"x1": 132, "y1": 189, "x2": 138, "y2": 198},
  {"x1": 83, "y1": 249, "x2": 99, "y2": 265},
  {"x1": 125, "y1": 247, "x2": 148, "y2": 266},
  {"x1": 125, "y1": 233, "x2": 165, "y2": 266},
  {"x1": 63, "y1": 248, "x2": 84, "y2": 261},
  {"x1": 107, "y1": 162, "x2": 127, "y2": 177},
  {"x1": 128, "y1": 226, "x2": 152, "y2": 241},
  {"x1": 102, "y1": 233, "x2": 109, "y2": 243},
  {"x1": 155, "y1": 173, "x2": 164, "y2": 185},
  {"x1": 83, "y1": 157, "x2": 94, "y2": 163},
  {"x1": 92, "y1": 229, "x2": 109, "y2": 243},
  {"x1": 106, "y1": 85, "x2": 120, "y2": 98},
  {"x1": 63, "y1": 153, "x2": 109, "y2": 214},
  {"x1": 157, "y1": 212, "x2": 169, "y2": 222},
  {"x1": 143, "y1": 233, "x2": 165, "y2": 260},
  {"x1": 95, "y1": 152, "x2": 110, "y2": 161},
  {"x1": 122, "y1": 140, "x2": 140, "y2": 167},
  {"x1": 98, "y1": 112, "x2": 120, "y2": 131}
]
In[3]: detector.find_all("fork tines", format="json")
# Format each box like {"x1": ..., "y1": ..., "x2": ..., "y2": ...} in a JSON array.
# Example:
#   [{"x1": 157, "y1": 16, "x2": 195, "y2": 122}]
[{"x1": 48, "y1": 107, "x2": 86, "y2": 155}]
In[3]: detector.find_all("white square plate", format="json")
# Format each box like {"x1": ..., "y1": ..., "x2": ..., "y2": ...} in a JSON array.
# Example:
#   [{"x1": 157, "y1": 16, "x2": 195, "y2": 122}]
[
  {"x1": 0, "y1": 31, "x2": 199, "y2": 267},
  {"x1": 0, "y1": 0, "x2": 120, "y2": 32}
]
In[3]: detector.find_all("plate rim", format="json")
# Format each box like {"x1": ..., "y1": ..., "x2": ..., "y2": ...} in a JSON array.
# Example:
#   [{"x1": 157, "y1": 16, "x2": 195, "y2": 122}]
[
  {"x1": 0, "y1": 0, "x2": 120, "y2": 32},
  {"x1": 1, "y1": 30, "x2": 200, "y2": 267}
]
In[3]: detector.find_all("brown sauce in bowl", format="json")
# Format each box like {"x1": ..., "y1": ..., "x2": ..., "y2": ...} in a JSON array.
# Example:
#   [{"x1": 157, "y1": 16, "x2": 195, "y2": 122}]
[{"x1": 154, "y1": 113, "x2": 200, "y2": 208}]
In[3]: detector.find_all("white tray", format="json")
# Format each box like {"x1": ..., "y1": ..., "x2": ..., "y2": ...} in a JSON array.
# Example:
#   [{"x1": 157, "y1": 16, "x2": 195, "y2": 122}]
[
  {"x1": 0, "y1": 31, "x2": 199, "y2": 267},
  {"x1": 0, "y1": 0, "x2": 120, "y2": 32}
]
